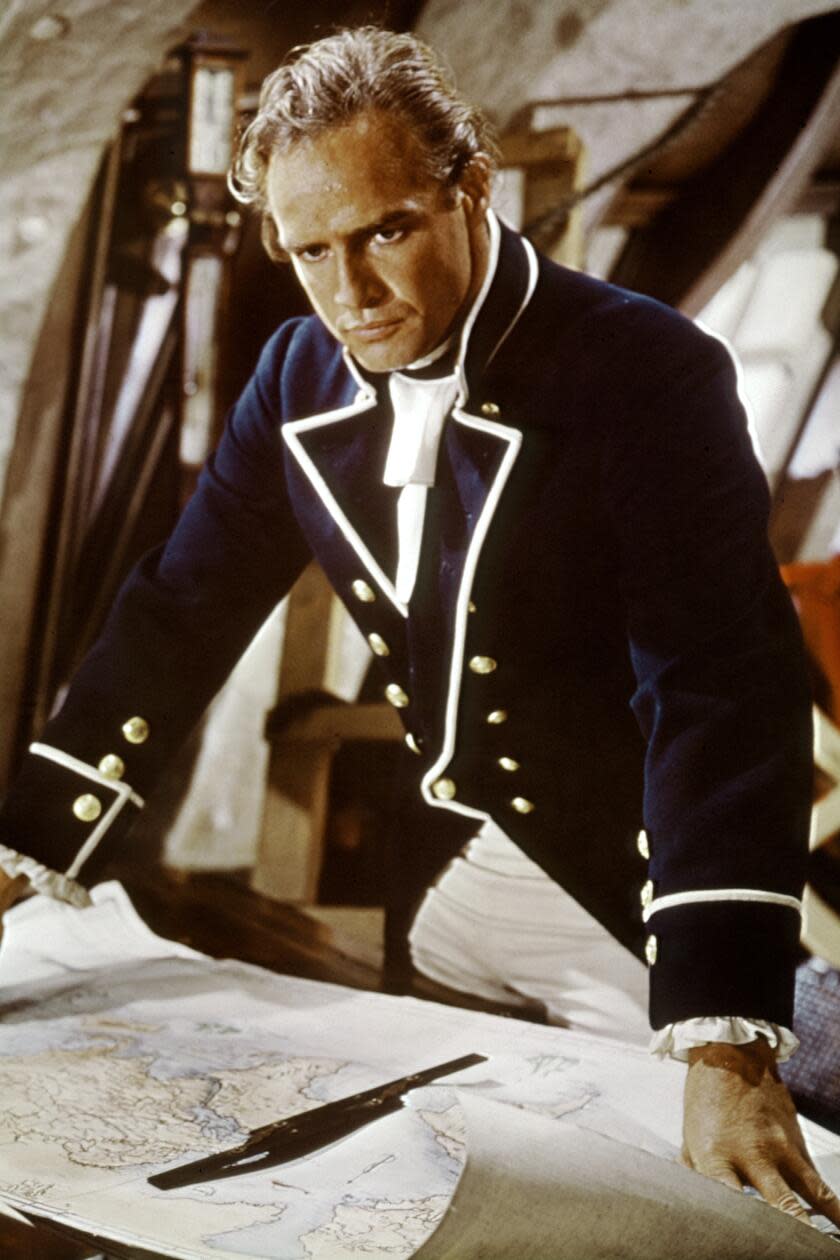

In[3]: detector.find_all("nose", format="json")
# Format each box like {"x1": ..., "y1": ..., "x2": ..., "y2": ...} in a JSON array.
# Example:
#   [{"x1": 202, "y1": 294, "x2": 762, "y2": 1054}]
[{"x1": 334, "y1": 249, "x2": 387, "y2": 310}]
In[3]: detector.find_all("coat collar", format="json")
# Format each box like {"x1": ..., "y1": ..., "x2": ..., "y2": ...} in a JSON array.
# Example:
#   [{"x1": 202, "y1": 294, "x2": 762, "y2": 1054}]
[{"x1": 458, "y1": 213, "x2": 539, "y2": 405}]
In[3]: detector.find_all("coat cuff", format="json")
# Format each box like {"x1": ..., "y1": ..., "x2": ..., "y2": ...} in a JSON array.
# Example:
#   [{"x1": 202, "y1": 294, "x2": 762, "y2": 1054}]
[
  {"x1": 646, "y1": 900, "x2": 802, "y2": 1029},
  {"x1": 649, "y1": 1016, "x2": 799, "y2": 1063},
  {"x1": 0, "y1": 743, "x2": 144, "y2": 877}
]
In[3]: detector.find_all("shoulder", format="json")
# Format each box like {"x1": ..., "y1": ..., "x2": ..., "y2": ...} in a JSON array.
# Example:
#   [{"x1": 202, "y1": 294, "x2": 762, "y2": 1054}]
[
  {"x1": 526, "y1": 253, "x2": 734, "y2": 399},
  {"x1": 252, "y1": 315, "x2": 352, "y2": 418}
]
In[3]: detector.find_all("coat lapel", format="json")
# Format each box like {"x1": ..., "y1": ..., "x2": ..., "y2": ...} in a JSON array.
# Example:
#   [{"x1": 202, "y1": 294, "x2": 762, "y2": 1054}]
[
  {"x1": 414, "y1": 221, "x2": 540, "y2": 806},
  {"x1": 283, "y1": 368, "x2": 408, "y2": 615}
]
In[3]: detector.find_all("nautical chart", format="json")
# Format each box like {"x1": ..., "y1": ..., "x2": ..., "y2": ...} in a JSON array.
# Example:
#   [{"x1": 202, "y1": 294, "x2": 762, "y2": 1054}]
[{"x1": 0, "y1": 884, "x2": 838, "y2": 1259}]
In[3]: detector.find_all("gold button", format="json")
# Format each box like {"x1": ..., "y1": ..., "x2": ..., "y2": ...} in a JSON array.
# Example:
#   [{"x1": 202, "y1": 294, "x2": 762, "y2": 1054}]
[
  {"x1": 641, "y1": 879, "x2": 654, "y2": 909},
  {"x1": 481, "y1": 401, "x2": 500, "y2": 417},
  {"x1": 637, "y1": 830, "x2": 650, "y2": 859},
  {"x1": 72, "y1": 793, "x2": 102, "y2": 823},
  {"x1": 645, "y1": 934, "x2": 658, "y2": 966},
  {"x1": 122, "y1": 716, "x2": 150, "y2": 745},
  {"x1": 511, "y1": 796, "x2": 535, "y2": 815},
  {"x1": 352, "y1": 579, "x2": 376, "y2": 603},
  {"x1": 498, "y1": 756, "x2": 520, "y2": 772},
  {"x1": 432, "y1": 777, "x2": 457, "y2": 801},
  {"x1": 469, "y1": 655, "x2": 498, "y2": 675},
  {"x1": 385, "y1": 684, "x2": 409, "y2": 709},
  {"x1": 367, "y1": 633, "x2": 390, "y2": 657},
  {"x1": 486, "y1": 709, "x2": 508, "y2": 725},
  {"x1": 98, "y1": 754, "x2": 125, "y2": 780},
  {"x1": 468, "y1": 600, "x2": 477, "y2": 614},
  {"x1": 405, "y1": 733, "x2": 422, "y2": 756}
]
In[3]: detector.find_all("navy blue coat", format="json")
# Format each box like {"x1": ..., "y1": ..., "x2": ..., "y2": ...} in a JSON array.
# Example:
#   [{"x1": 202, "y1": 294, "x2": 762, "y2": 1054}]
[{"x1": 1, "y1": 221, "x2": 812, "y2": 1030}]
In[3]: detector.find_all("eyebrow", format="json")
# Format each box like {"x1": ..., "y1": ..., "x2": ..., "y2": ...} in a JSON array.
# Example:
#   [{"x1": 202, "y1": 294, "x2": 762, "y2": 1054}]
[{"x1": 284, "y1": 208, "x2": 421, "y2": 256}]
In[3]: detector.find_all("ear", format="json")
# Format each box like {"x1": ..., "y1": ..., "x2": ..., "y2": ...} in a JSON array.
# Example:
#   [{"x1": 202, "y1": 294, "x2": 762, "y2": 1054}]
[
  {"x1": 261, "y1": 213, "x2": 290, "y2": 265},
  {"x1": 456, "y1": 153, "x2": 493, "y2": 220}
]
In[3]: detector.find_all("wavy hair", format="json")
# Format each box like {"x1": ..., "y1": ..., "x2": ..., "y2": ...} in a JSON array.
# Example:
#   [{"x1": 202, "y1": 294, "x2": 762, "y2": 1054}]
[{"x1": 229, "y1": 26, "x2": 497, "y2": 261}]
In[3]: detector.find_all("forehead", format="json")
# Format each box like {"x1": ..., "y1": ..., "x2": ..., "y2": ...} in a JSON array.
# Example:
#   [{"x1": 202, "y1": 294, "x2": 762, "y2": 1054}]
[{"x1": 266, "y1": 110, "x2": 441, "y2": 244}]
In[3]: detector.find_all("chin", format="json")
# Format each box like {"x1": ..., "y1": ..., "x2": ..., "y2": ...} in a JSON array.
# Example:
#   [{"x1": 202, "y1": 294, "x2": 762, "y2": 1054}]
[{"x1": 352, "y1": 338, "x2": 427, "y2": 374}]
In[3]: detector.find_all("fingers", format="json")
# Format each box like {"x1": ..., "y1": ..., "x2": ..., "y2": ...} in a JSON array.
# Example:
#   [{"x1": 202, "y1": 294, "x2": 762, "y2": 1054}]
[
  {"x1": 748, "y1": 1167, "x2": 813, "y2": 1223},
  {"x1": 687, "y1": 1153, "x2": 743, "y2": 1194},
  {"x1": 786, "y1": 1154, "x2": 840, "y2": 1228},
  {"x1": 707, "y1": 1163, "x2": 744, "y2": 1194}
]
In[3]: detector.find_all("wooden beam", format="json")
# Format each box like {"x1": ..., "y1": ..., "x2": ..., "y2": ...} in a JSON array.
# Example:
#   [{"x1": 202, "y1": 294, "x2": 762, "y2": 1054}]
[
  {"x1": 500, "y1": 126, "x2": 586, "y2": 266},
  {"x1": 609, "y1": 14, "x2": 840, "y2": 315},
  {"x1": 0, "y1": 211, "x2": 92, "y2": 790},
  {"x1": 269, "y1": 702, "x2": 402, "y2": 746},
  {"x1": 603, "y1": 184, "x2": 677, "y2": 228},
  {"x1": 607, "y1": 175, "x2": 840, "y2": 229}
]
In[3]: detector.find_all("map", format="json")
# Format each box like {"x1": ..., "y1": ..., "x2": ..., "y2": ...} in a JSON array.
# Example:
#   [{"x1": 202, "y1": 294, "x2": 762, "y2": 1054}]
[
  {"x1": 0, "y1": 884, "x2": 838, "y2": 1259},
  {"x1": 0, "y1": 955, "x2": 467, "y2": 1258}
]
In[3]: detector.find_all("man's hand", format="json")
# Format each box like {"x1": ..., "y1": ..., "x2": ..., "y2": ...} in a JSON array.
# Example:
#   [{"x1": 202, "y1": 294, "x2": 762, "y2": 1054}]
[
  {"x1": 0, "y1": 869, "x2": 27, "y2": 944},
  {"x1": 681, "y1": 1038, "x2": 840, "y2": 1228}
]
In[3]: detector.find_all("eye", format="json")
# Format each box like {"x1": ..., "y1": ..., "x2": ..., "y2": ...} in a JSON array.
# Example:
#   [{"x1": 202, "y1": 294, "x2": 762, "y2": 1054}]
[
  {"x1": 296, "y1": 244, "x2": 328, "y2": 263},
  {"x1": 372, "y1": 226, "x2": 405, "y2": 245}
]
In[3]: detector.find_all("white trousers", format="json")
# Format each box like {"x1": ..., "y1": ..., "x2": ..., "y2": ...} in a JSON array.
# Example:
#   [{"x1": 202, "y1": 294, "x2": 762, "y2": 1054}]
[{"x1": 409, "y1": 820, "x2": 651, "y2": 1045}]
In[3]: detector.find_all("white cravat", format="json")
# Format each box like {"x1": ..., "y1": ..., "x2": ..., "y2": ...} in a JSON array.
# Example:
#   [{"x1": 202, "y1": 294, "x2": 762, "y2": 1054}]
[
  {"x1": 384, "y1": 371, "x2": 459, "y2": 604},
  {"x1": 378, "y1": 210, "x2": 502, "y2": 606}
]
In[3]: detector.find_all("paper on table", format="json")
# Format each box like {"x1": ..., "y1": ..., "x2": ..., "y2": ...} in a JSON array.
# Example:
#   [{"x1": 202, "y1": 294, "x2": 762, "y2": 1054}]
[
  {"x1": 417, "y1": 1093, "x2": 839, "y2": 1260},
  {"x1": 0, "y1": 880, "x2": 202, "y2": 985},
  {"x1": 1, "y1": 884, "x2": 838, "y2": 1260}
]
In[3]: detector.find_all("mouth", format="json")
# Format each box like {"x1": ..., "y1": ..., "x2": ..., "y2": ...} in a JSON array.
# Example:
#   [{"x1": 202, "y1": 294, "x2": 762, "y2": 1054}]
[{"x1": 345, "y1": 318, "x2": 404, "y2": 343}]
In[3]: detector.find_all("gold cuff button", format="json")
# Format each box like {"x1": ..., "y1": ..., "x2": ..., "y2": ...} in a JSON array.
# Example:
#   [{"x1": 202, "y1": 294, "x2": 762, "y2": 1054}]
[
  {"x1": 645, "y1": 934, "x2": 658, "y2": 966},
  {"x1": 511, "y1": 796, "x2": 535, "y2": 815},
  {"x1": 468, "y1": 600, "x2": 477, "y2": 613},
  {"x1": 481, "y1": 401, "x2": 500, "y2": 417},
  {"x1": 431, "y1": 777, "x2": 457, "y2": 801},
  {"x1": 352, "y1": 579, "x2": 376, "y2": 603},
  {"x1": 405, "y1": 733, "x2": 422, "y2": 756},
  {"x1": 486, "y1": 709, "x2": 508, "y2": 725},
  {"x1": 637, "y1": 830, "x2": 650, "y2": 859},
  {"x1": 469, "y1": 655, "x2": 498, "y2": 675},
  {"x1": 73, "y1": 793, "x2": 102, "y2": 823},
  {"x1": 641, "y1": 879, "x2": 654, "y2": 909},
  {"x1": 122, "y1": 716, "x2": 150, "y2": 745},
  {"x1": 367, "y1": 633, "x2": 390, "y2": 657},
  {"x1": 385, "y1": 684, "x2": 409, "y2": 709},
  {"x1": 498, "y1": 756, "x2": 520, "y2": 772},
  {"x1": 98, "y1": 754, "x2": 125, "y2": 780}
]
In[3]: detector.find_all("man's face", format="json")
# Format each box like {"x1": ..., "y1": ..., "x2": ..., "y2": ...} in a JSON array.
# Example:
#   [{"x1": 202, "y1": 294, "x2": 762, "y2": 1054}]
[{"x1": 266, "y1": 110, "x2": 490, "y2": 372}]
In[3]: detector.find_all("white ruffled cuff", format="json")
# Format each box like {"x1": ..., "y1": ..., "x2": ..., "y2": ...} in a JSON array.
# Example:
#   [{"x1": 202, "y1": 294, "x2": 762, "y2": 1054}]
[
  {"x1": 650, "y1": 1016, "x2": 799, "y2": 1063},
  {"x1": 0, "y1": 844, "x2": 91, "y2": 909}
]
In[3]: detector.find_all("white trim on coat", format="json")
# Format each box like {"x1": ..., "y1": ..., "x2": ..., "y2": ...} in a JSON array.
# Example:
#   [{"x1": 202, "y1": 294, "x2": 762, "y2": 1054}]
[
  {"x1": 485, "y1": 235, "x2": 539, "y2": 371},
  {"x1": 29, "y1": 741, "x2": 144, "y2": 878},
  {"x1": 643, "y1": 886, "x2": 803, "y2": 924},
  {"x1": 418, "y1": 223, "x2": 538, "y2": 813},
  {"x1": 420, "y1": 409, "x2": 523, "y2": 816},
  {"x1": 281, "y1": 392, "x2": 412, "y2": 615}
]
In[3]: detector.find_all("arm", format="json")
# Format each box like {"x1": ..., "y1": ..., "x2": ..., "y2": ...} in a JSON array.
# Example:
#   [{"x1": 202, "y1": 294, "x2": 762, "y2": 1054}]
[
  {"x1": 603, "y1": 325, "x2": 811, "y2": 1026},
  {"x1": 0, "y1": 322, "x2": 311, "y2": 882},
  {"x1": 0, "y1": 868, "x2": 27, "y2": 933},
  {"x1": 602, "y1": 320, "x2": 831, "y2": 1217}
]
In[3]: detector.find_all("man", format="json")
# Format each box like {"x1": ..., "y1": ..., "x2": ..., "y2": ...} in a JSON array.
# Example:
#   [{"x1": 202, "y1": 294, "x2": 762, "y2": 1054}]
[{"x1": 1, "y1": 26, "x2": 837, "y2": 1226}]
